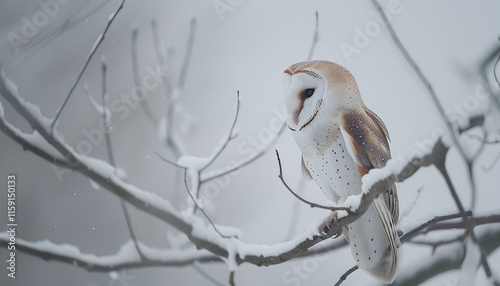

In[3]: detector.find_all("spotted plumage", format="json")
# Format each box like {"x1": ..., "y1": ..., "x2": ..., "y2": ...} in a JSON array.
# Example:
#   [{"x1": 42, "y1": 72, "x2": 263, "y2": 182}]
[{"x1": 284, "y1": 60, "x2": 400, "y2": 282}]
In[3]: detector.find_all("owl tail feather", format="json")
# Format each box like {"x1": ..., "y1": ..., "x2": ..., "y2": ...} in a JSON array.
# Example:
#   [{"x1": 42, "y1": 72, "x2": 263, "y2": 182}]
[{"x1": 369, "y1": 195, "x2": 401, "y2": 283}]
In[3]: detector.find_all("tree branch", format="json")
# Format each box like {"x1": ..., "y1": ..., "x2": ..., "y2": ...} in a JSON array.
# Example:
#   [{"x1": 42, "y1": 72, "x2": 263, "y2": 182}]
[
  {"x1": 51, "y1": 0, "x2": 126, "y2": 130},
  {"x1": 275, "y1": 150, "x2": 354, "y2": 213},
  {"x1": 387, "y1": 225, "x2": 500, "y2": 286},
  {"x1": 0, "y1": 235, "x2": 219, "y2": 271},
  {"x1": 131, "y1": 24, "x2": 158, "y2": 127}
]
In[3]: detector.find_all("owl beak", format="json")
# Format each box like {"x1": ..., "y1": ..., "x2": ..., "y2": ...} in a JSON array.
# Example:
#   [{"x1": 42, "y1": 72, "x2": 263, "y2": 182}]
[{"x1": 297, "y1": 98, "x2": 323, "y2": 131}]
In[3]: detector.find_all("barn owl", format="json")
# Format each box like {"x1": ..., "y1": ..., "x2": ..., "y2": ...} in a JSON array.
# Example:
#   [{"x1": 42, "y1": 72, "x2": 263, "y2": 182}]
[{"x1": 283, "y1": 60, "x2": 400, "y2": 283}]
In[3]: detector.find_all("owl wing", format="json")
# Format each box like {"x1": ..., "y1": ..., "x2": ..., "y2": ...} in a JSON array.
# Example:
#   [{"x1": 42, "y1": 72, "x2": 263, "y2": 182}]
[{"x1": 339, "y1": 107, "x2": 399, "y2": 224}]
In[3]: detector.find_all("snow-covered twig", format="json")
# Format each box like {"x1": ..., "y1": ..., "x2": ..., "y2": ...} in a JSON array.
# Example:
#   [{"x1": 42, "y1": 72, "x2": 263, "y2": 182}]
[
  {"x1": 0, "y1": 235, "x2": 219, "y2": 271},
  {"x1": 176, "y1": 91, "x2": 240, "y2": 216},
  {"x1": 182, "y1": 169, "x2": 236, "y2": 239},
  {"x1": 51, "y1": 0, "x2": 126, "y2": 130}
]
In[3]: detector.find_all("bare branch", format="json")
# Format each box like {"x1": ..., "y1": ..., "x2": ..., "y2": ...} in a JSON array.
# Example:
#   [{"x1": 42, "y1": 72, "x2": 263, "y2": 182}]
[
  {"x1": 408, "y1": 232, "x2": 468, "y2": 254},
  {"x1": 151, "y1": 19, "x2": 173, "y2": 95},
  {"x1": 371, "y1": 0, "x2": 493, "y2": 279},
  {"x1": 334, "y1": 265, "x2": 358, "y2": 286},
  {"x1": 370, "y1": 0, "x2": 479, "y2": 207},
  {"x1": 399, "y1": 212, "x2": 472, "y2": 242},
  {"x1": 307, "y1": 11, "x2": 319, "y2": 61},
  {"x1": 493, "y1": 45, "x2": 500, "y2": 89},
  {"x1": 101, "y1": 56, "x2": 145, "y2": 260},
  {"x1": 199, "y1": 91, "x2": 240, "y2": 173},
  {"x1": 51, "y1": 0, "x2": 126, "y2": 130},
  {"x1": 178, "y1": 17, "x2": 196, "y2": 91},
  {"x1": 387, "y1": 225, "x2": 500, "y2": 286},
  {"x1": 131, "y1": 25, "x2": 158, "y2": 127},
  {"x1": 229, "y1": 271, "x2": 236, "y2": 286},
  {"x1": 275, "y1": 150, "x2": 353, "y2": 213},
  {"x1": 200, "y1": 121, "x2": 286, "y2": 183},
  {"x1": 183, "y1": 169, "x2": 236, "y2": 239},
  {"x1": 0, "y1": 235, "x2": 220, "y2": 271}
]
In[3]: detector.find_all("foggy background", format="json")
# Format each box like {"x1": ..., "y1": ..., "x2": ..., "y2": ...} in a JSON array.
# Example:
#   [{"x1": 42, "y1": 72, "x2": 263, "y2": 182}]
[{"x1": 0, "y1": 0, "x2": 499, "y2": 285}]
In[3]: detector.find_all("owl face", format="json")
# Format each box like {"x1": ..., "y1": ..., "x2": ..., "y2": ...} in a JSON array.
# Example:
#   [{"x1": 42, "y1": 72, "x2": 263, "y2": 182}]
[
  {"x1": 283, "y1": 70, "x2": 326, "y2": 131},
  {"x1": 284, "y1": 60, "x2": 363, "y2": 132}
]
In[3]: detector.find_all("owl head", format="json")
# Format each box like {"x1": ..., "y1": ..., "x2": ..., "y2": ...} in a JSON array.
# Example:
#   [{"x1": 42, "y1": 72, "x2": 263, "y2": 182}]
[{"x1": 283, "y1": 60, "x2": 364, "y2": 132}]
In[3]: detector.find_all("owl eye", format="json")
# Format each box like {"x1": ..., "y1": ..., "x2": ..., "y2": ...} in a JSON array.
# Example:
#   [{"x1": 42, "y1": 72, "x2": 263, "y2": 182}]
[{"x1": 303, "y1": 88, "x2": 315, "y2": 99}]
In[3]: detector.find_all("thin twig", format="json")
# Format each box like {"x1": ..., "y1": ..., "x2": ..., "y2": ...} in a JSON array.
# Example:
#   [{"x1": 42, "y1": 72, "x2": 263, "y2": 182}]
[
  {"x1": 131, "y1": 25, "x2": 158, "y2": 127},
  {"x1": 482, "y1": 151, "x2": 500, "y2": 172},
  {"x1": 399, "y1": 211, "x2": 472, "y2": 242},
  {"x1": 101, "y1": 56, "x2": 145, "y2": 260},
  {"x1": 183, "y1": 170, "x2": 235, "y2": 239},
  {"x1": 284, "y1": 179, "x2": 306, "y2": 240},
  {"x1": 178, "y1": 17, "x2": 196, "y2": 91},
  {"x1": 334, "y1": 265, "x2": 359, "y2": 286},
  {"x1": 421, "y1": 214, "x2": 500, "y2": 233},
  {"x1": 493, "y1": 47, "x2": 500, "y2": 89},
  {"x1": 200, "y1": 121, "x2": 286, "y2": 183},
  {"x1": 229, "y1": 271, "x2": 236, "y2": 286},
  {"x1": 51, "y1": 0, "x2": 126, "y2": 130},
  {"x1": 398, "y1": 187, "x2": 423, "y2": 223},
  {"x1": 409, "y1": 231, "x2": 468, "y2": 254},
  {"x1": 193, "y1": 91, "x2": 241, "y2": 214},
  {"x1": 372, "y1": 0, "x2": 491, "y2": 278},
  {"x1": 199, "y1": 91, "x2": 240, "y2": 173},
  {"x1": 275, "y1": 150, "x2": 353, "y2": 213},
  {"x1": 307, "y1": 11, "x2": 319, "y2": 61},
  {"x1": 370, "y1": 0, "x2": 479, "y2": 208},
  {"x1": 151, "y1": 19, "x2": 173, "y2": 95},
  {"x1": 155, "y1": 150, "x2": 187, "y2": 169}
]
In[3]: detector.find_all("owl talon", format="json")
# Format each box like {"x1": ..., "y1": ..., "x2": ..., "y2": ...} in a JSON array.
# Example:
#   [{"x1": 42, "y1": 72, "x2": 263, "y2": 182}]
[{"x1": 318, "y1": 212, "x2": 340, "y2": 237}]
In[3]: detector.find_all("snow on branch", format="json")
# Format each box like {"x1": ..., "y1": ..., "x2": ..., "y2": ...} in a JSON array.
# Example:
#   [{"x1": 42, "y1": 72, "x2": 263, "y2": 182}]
[{"x1": 0, "y1": 234, "x2": 218, "y2": 271}]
